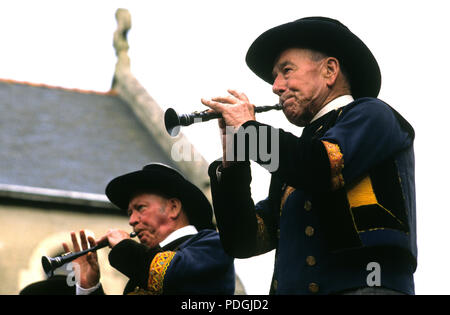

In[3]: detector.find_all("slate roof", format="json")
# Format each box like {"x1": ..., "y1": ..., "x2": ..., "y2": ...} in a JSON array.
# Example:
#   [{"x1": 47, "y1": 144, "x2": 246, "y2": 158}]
[{"x1": 0, "y1": 79, "x2": 177, "y2": 195}]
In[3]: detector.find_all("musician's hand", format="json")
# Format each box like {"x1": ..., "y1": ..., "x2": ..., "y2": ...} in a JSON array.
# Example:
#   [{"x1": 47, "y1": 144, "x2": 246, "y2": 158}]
[
  {"x1": 201, "y1": 89, "x2": 255, "y2": 130},
  {"x1": 62, "y1": 230, "x2": 100, "y2": 289},
  {"x1": 217, "y1": 117, "x2": 236, "y2": 168},
  {"x1": 201, "y1": 89, "x2": 255, "y2": 168},
  {"x1": 96, "y1": 229, "x2": 131, "y2": 248}
]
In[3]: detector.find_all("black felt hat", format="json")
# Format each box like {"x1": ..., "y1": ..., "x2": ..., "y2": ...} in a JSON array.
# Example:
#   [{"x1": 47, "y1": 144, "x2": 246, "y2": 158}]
[
  {"x1": 245, "y1": 16, "x2": 381, "y2": 99},
  {"x1": 105, "y1": 163, "x2": 214, "y2": 230}
]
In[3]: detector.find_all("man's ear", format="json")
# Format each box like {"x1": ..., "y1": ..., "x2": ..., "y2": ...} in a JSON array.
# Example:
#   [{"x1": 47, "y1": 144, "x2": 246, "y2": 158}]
[
  {"x1": 323, "y1": 56, "x2": 340, "y2": 87},
  {"x1": 166, "y1": 198, "x2": 182, "y2": 220}
]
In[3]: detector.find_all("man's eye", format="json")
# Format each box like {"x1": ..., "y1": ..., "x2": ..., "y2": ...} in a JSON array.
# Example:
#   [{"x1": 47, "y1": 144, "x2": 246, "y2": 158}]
[
  {"x1": 129, "y1": 205, "x2": 145, "y2": 215},
  {"x1": 283, "y1": 67, "x2": 293, "y2": 74}
]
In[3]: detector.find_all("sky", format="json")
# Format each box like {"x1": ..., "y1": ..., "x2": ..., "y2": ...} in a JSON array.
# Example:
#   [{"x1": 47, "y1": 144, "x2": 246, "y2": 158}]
[{"x1": 1, "y1": 0, "x2": 449, "y2": 295}]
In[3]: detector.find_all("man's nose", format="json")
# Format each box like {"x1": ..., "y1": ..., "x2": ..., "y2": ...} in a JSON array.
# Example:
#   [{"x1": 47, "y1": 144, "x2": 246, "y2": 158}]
[
  {"x1": 272, "y1": 74, "x2": 286, "y2": 96},
  {"x1": 128, "y1": 211, "x2": 139, "y2": 226}
]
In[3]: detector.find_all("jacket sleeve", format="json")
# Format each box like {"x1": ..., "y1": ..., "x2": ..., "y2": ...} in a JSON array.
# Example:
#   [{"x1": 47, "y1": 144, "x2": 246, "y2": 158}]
[
  {"x1": 320, "y1": 99, "x2": 413, "y2": 185},
  {"x1": 231, "y1": 120, "x2": 332, "y2": 192},
  {"x1": 109, "y1": 233, "x2": 235, "y2": 295},
  {"x1": 208, "y1": 160, "x2": 277, "y2": 258},
  {"x1": 108, "y1": 239, "x2": 162, "y2": 291},
  {"x1": 162, "y1": 231, "x2": 235, "y2": 295}
]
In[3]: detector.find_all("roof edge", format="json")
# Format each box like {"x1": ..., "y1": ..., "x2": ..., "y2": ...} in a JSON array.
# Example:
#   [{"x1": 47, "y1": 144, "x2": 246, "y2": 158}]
[
  {"x1": 0, "y1": 183, "x2": 118, "y2": 210},
  {"x1": 0, "y1": 78, "x2": 118, "y2": 97}
]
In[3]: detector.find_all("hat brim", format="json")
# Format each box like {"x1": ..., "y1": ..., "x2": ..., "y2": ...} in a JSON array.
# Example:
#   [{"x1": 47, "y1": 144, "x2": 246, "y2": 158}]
[
  {"x1": 245, "y1": 17, "x2": 381, "y2": 99},
  {"x1": 105, "y1": 165, "x2": 214, "y2": 230}
]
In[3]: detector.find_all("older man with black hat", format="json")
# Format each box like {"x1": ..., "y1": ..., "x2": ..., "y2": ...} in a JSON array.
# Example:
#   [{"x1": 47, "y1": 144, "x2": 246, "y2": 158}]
[
  {"x1": 202, "y1": 17, "x2": 417, "y2": 295},
  {"x1": 65, "y1": 163, "x2": 235, "y2": 295}
]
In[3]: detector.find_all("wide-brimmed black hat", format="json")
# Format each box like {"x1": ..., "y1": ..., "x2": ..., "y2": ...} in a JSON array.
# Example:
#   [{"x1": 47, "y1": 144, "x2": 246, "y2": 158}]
[
  {"x1": 105, "y1": 163, "x2": 214, "y2": 230},
  {"x1": 245, "y1": 16, "x2": 381, "y2": 99}
]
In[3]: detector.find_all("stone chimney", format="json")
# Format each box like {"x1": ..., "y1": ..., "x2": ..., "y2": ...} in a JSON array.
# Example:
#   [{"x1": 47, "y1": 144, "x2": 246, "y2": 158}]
[{"x1": 111, "y1": 8, "x2": 211, "y2": 197}]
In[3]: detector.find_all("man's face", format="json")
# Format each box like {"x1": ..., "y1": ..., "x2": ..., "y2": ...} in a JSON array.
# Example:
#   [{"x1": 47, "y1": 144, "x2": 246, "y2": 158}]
[
  {"x1": 127, "y1": 193, "x2": 172, "y2": 248},
  {"x1": 272, "y1": 48, "x2": 329, "y2": 127}
]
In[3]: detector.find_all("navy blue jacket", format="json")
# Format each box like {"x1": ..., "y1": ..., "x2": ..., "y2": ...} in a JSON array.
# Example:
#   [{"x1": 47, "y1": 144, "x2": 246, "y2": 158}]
[
  {"x1": 209, "y1": 97, "x2": 417, "y2": 294},
  {"x1": 108, "y1": 229, "x2": 236, "y2": 295}
]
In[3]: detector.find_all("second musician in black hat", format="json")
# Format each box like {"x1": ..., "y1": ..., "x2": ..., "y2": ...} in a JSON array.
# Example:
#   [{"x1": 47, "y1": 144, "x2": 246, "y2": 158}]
[{"x1": 64, "y1": 163, "x2": 235, "y2": 295}]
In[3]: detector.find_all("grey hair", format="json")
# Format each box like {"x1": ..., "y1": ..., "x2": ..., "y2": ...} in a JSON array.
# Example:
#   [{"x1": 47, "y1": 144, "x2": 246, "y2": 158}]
[{"x1": 306, "y1": 48, "x2": 351, "y2": 89}]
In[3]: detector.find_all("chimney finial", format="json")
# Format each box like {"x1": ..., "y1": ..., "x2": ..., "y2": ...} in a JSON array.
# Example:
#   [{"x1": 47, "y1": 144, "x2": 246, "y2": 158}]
[{"x1": 113, "y1": 8, "x2": 131, "y2": 69}]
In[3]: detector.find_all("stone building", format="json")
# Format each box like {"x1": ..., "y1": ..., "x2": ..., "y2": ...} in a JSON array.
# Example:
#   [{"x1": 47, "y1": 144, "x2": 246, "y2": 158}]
[{"x1": 0, "y1": 8, "x2": 243, "y2": 294}]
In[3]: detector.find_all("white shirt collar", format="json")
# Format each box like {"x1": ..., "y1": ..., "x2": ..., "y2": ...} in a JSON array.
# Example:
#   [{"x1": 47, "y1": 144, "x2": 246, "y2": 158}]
[
  {"x1": 159, "y1": 225, "x2": 198, "y2": 248},
  {"x1": 310, "y1": 95, "x2": 354, "y2": 123}
]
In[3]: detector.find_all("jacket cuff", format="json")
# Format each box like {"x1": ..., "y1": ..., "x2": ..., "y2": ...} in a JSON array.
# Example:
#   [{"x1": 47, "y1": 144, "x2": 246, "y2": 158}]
[
  {"x1": 208, "y1": 159, "x2": 251, "y2": 184},
  {"x1": 227, "y1": 120, "x2": 279, "y2": 172},
  {"x1": 76, "y1": 282, "x2": 103, "y2": 295}
]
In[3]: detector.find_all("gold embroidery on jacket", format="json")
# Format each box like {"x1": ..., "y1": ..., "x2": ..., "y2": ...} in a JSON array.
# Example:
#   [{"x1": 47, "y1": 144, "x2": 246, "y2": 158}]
[
  {"x1": 147, "y1": 251, "x2": 176, "y2": 295},
  {"x1": 322, "y1": 141, "x2": 345, "y2": 190},
  {"x1": 255, "y1": 214, "x2": 275, "y2": 255},
  {"x1": 280, "y1": 186, "x2": 296, "y2": 213},
  {"x1": 127, "y1": 287, "x2": 153, "y2": 295}
]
